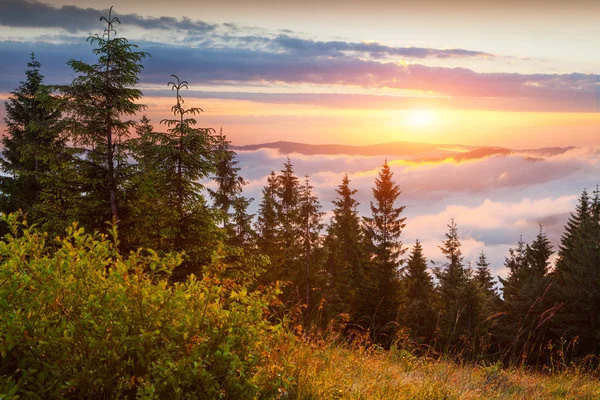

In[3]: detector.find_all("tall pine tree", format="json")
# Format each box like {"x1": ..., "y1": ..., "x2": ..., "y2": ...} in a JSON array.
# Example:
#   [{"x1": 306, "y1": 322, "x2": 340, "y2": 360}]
[
  {"x1": 323, "y1": 174, "x2": 365, "y2": 322},
  {"x1": 401, "y1": 240, "x2": 437, "y2": 343},
  {"x1": 360, "y1": 161, "x2": 406, "y2": 343},
  {"x1": 60, "y1": 7, "x2": 148, "y2": 230},
  {"x1": 553, "y1": 189, "x2": 600, "y2": 356},
  {"x1": 1, "y1": 54, "x2": 64, "y2": 222}
]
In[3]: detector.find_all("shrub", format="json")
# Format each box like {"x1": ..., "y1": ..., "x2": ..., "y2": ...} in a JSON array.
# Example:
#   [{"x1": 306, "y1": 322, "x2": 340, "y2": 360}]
[{"x1": 0, "y1": 213, "x2": 293, "y2": 399}]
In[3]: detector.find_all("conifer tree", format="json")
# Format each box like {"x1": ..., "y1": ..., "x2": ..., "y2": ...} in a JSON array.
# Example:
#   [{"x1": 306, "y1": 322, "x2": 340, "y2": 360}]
[
  {"x1": 433, "y1": 219, "x2": 470, "y2": 348},
  {"x1": 210, "y1": 130, "x2": 246, "y2": 225},
  {"x1": 553, "y1": 188, "x2": 600, "y2": 355},
  {"x1": 229, "y1": 195, "x2": 256, "y2": 248},
  {"x1": 475, "y1": 252, "x2": 497, "y2": 299},
  {"x1": 499, "y1": 229, "x2": 555, "y2": 363},
  {"x1": 401, "y1": 240, "x2": 437, "y2": 343},
  {"x1": 298, "y1": 174, "x2": 325, "y2": 312},
  {"x1": 256, "y1": 171, "x2": 281, "y2": 279},
  {"x1": 123, "y1": 115, "x2": 168, "y2": 250},
  {"x1": 360, "y1": 161, "x2": 406, "y2": 342},
  {"x1": 208, "y1": 129, "x2": 255, "y2": 247},
  {"x1": 276, "y1": 158, "x2": 303, "y2": 282},
  {"x1": 1, "y1": 54, "x2": 64, "y2": 221},
  {"x1": 323, "y1": 174, "x2": 365, "y2": 319},
  {"x1": 60, "y1": 7, "x2": 148, "y2": 229},
  {"x1": 363, "y1": 161, "x2": 406, "y2": 268},
  {"x1": 155, "y1": 76, "x2": 220, "y2": 278}
]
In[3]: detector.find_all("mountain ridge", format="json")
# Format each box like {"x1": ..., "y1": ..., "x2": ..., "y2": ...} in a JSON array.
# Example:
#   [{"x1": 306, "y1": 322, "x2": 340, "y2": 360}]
[{"x1": 232, "y1": 140, "x2": 575, "y2": 159}]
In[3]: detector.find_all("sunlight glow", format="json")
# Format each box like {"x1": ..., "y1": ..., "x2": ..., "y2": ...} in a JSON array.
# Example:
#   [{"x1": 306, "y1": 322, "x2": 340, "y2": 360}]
[{"x1": 406, "y1": 109, "x2": 435, "y2": 127}]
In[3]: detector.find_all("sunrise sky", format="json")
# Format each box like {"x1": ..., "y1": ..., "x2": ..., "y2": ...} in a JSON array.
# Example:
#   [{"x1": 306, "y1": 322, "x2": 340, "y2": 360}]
[
  {"x1": 1, "y1": 0, "x2": 599, "y2": 276},
  {"x1": 0, "y1": 0, "x2": 599, "y2": 147}
]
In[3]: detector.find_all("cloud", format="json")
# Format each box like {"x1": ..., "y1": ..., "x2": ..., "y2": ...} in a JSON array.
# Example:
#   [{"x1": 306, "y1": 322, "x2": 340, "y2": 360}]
[
  {"x1": 0, "y1": 1, "x2": 495, "y2": 60},
  {"x1": 270, "y1": 35, "x2": 495, "y2": 59},
  {"x1": 1, "y1": 38, "x2": 596, "y2": 114},
  {"x1": 231, "y1": 146, "x2": 600, "y2": 278},
  {"x1": 0, "y1": 0, "x2": 217, "y2": 34},
  {"x1": 0, "y1": 3, "x2": 597, "y2": 111}
]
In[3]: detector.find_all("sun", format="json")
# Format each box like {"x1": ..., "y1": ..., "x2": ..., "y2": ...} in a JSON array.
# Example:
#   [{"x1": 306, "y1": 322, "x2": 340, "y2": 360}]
[{"x1": 407, "y1": 109, "x2": 435, "y2": 127}]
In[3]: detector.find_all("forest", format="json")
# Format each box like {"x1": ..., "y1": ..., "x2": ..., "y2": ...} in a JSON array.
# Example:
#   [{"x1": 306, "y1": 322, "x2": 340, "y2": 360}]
[{"x1": 1, "y1": 8, "x2": 600, "y2": 399}]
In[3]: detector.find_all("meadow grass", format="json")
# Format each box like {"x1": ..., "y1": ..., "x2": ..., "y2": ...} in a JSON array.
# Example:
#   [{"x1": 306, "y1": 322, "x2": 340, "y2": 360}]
[{"x1": 288, "y1": 340, "x2": 600, "y2": 399}]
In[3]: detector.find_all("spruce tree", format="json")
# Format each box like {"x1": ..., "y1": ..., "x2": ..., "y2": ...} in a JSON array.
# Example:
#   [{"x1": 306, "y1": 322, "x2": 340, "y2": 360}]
[
  {"x1": 155, "y1": 76, "x2": 220, "y2": 279},
  {"x1": 298, "y1": 174, "x2": 325, "y2": 313},
  {"x1": 1, "y1": 54, "x2": 64, "y2": 221},
  {"x1": 210, "y1": 129, "x2": 246, "y2": 225},
  {"x1": 276, "y1": 158, "x2": 303, "y2": 284},
  {"x1": 401, "y1": 240, "x2": 436, "y2": 343},
  {"x1": 229, "y1": 195, "x2": 256, "y2": 248},
  {"x1": 360, "y1": 161, "x2": 406, "y2": 342},
  {"x1": 499, "y1": 229, "x2": 555, "y2": 364},
  {"x1": 433, "y1": 219, "x2": 470, "y2": 349},
  {"x1": 323, "y1": 174, "x2": 365, "y2": 320},
  {"x1": 475, "y1": 252, "x2": 498, "y2": 299},
  {"x1": 555, "y1": 189, "x2": 591, "y2": 275},
  {"x1": 553, "y1": 188, "x2": 600, "y2": 356},
  {"x1": 363, "y1": 161, "x2": 406, "y2": 268},
  {"x1": 60, "y1": 7, "x2": 148, "y2": 229},
  {"x1": 256, "y1": 171, "x2": 281, "y2": 280}
]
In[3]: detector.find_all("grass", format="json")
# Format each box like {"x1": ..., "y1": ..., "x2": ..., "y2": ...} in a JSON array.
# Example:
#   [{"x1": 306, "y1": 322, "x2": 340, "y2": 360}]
[{"x1": 287, "y1": 340, "x2": 600, "y2": 399}]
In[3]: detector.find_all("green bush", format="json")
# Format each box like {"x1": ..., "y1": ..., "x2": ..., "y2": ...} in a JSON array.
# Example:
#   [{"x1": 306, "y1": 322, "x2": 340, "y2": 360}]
[{"x1": 0, "y1": 213, "x2": 293, "y2": 399}]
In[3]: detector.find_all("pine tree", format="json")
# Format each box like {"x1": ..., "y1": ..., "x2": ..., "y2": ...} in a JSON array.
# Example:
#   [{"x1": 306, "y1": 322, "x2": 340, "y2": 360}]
[
  {"x1": 553, "y1": 188, "x2": 600, "y2": 356},
  {"x1": 229, "y1": 195, "x2": 256, "y2": 248},
  {"x1": 474, "y1": 251, "x2": 501, "y2": 351},
  {"x1": 298, "y1": 174, "x2": 325, "y2": 314},
  {"x1": 123, "y1": 115, "x2": 170, "y2": 250},
  {"x1": 156, "y1": 76, "x2": 220, "y2": 279},
  {"x1": 555, "y1": 190, "x2": 591, "y2": 275},
  {"x1": 499, "y1": 229, "x2": 555, "y2": 364},
  {"x1": 360, "y1": 161, "x2": 406, "y2": 342},
  {"x1": 60, "y1": 7, "x2": 148, "y2": 229},
  {"x1": 475, "y1": 252, "x2": 498, "y2": 299},
  {"x1": 276, "y1": 158, "x2": 303, "y2": 283},
  {"x1": 363, "y1": 161, "x2": 407, "y2": 268},
  {"x1": 433, "y1": 219, "x2": 470, "y2": 349},
  {"x1": 210, "y1": 129, "x2": 246, "y2": 225},
  {"x1": 256, "y1": 171, "x2": 281, "y2": 280},
  {"x1": 1, "y1": 54, "x2": 64, "y2": 221},
  {"x1": 323, "y1": 174, "x2": 365, "y2": 320},
  {"x1": 401, "y1": 240, "x2": 437, "y2": 343}
]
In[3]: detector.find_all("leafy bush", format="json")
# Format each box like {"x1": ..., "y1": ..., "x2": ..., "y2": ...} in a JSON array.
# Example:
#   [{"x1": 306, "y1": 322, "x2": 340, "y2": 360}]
[{"x1": 0, "y1": 213, "x2": 293, "y2": 399}]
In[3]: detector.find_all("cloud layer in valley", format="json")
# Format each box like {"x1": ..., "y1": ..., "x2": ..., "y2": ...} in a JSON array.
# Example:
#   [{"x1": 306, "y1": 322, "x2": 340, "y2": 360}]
[{"x1": 232, "y1": 146, "x2": 600, "y2": 280}]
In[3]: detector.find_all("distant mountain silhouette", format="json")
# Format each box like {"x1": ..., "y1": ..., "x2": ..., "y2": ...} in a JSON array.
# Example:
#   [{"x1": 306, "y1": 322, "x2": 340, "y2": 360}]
[
  {"x1": 233, "y1": 140, "x2": 491, "y2": 158},
  {"x1": 232, "y1": 140, "x2": 574, "y2": 161}
]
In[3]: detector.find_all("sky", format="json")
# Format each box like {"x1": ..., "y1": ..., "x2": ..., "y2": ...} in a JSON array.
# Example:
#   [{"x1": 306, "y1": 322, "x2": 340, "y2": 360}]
[{"x1": 0, "y1": 0, "x2": 599, "y2": 279}]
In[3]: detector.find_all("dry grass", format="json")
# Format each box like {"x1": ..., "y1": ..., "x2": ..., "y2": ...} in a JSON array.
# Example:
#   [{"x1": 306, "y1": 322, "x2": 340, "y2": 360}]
[{"x1": 288, "y1": 341, "x2": 600, "y2": 399}]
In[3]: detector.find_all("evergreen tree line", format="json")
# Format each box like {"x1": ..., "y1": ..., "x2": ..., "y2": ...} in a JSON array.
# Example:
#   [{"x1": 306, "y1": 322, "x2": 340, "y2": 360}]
[{"x1": 2, "y1": 9, "x2": 600, "y2": 365}]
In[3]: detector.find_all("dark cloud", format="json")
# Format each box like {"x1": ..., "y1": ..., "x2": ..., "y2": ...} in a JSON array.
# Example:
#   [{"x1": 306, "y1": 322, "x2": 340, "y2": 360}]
[
  {"x1": 137, "y1": 43, "x2": 599, "y2": 104},
  {"x1": 1, "y1": 1, "x2": 502, "y2": 61},
  {"x1": 271, "y1": 35, "x2": 495, "y2": 59},
  {"x1": 0, "y1": 38, "x2": 597, "y2": 112},
  {"x1": 0, "y1": 0, "x2": 216, "y2": 33}
]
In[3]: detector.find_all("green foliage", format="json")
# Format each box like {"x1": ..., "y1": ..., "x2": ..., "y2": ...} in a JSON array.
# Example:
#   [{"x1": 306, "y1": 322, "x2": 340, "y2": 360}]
[
  {"x1": 360, "y1": 161, "x2": 406, "y2": 343},
  {"x1": 433, "y1": 219, "x2": 469, "y2": 348},
  {"x1": 553, "y1": 188, "x2": 600, "y2": 356},
  {"x1": 0, "y1": 54, "x2": 64, "y2": 224},
  {"x1": 322, "y1": 174, "x2": 366, "y2": 325},
  {"x1": 0, "y1": 213, "x2": 292, "y2": 398},
  {"x1": 498, "y1": 228, "x2": 556, "y2": 365},
  {"x1": 400, "y1": 240, "x2": 436, "y2": 343},
  {"x1": 58, "y1": 7, "x2": 148, "y2": 230},
  {"x1": 129, "y1": 77, "x2": 222, "y2": 279}
]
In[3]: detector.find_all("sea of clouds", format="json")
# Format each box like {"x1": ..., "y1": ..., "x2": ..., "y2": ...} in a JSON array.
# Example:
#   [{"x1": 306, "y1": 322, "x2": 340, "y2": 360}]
[{"x1": 227, "y1": 146, "x2": 600, "y2": 280}]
